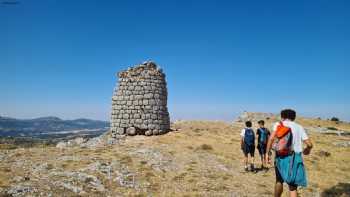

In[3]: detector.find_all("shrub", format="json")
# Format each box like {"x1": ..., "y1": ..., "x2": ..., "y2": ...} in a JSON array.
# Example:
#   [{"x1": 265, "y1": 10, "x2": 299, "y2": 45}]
[
  {"x1": 327, "y1": 127, "x2": 338, "y2": 131},
  {"x1": 198, "y1": 144, "x2": 213, "y2": 151},
  {"x1": 331, "y1": 117, "x2": 340, "y2": 122},
  {"x1": 140, "y1": 160, "x2": 147, "y2": 165}
]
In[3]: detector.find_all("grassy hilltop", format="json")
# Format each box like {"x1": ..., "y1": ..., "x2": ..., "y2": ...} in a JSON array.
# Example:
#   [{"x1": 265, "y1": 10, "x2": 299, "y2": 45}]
[{"x1": 0, "y1": 114, "x2": 349, "y2": 196}]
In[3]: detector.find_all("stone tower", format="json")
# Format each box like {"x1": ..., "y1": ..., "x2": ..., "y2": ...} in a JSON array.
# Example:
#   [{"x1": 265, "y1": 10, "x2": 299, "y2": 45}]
[{"x1": 110, "y1": 61, "x2": 170, "y2": 136}]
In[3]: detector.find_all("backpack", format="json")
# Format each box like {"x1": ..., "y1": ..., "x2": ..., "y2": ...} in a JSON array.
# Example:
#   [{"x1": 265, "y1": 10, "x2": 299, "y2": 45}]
[
  {"x1": 273, "y1": 121, "x2": 293, "y2": 156},
  {"x1": 258, "y1": 128, "x2": 268, "y2": 144},
  {"x1": 244, "y1": 128, "x2": 255, "y2": 146}
]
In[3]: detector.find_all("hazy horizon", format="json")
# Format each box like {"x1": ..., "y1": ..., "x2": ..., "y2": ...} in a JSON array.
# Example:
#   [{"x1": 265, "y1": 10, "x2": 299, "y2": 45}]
[
  {"x1": 1, "y1": 108, "x2": 348, "y2": 123},
  {"x1": 1, "y1": 1, "x2": 349, "y2": 121}
]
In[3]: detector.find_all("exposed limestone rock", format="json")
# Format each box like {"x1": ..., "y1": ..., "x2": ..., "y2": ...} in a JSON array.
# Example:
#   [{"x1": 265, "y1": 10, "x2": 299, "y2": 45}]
[
  {"x1": 235, "y1": 111, "x2": 277, "y2": 123},
  {"x1": 333, "y1": 141, "x2": 350, "y2": 147},
  {"x1": 55, "y1": 137, "x2": 86, "y2": 149},
  {"x1": 50, "y1": 171, "x2": 105, "y2": 193},
  {"x1": 6, "y1": 184, "x2": 37, "y2": 197}
]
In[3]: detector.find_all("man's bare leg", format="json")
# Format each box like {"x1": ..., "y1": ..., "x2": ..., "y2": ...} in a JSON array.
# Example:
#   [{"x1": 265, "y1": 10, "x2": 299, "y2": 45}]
[
  {"x1": 250, "y1": 155, "x2": 255, "y2": 171},
  {"x1": 244, "y1": 156, "x2": 248, "y2": 171},
  {"x1": 263, "y1": 154, "x2": 267, "y2": 168},
  {"x1": 262, "y1": 155, "x2": 266, "y2": 168},
  {"x1": 275, "y1": 182, "x2": 283, "y2": 197},
  {"x1": 248, "y1": 155, "x2": 251, "y2": 169},
  {"x1": 289, "y1": 185, "x2": 297, "y2": 197}
]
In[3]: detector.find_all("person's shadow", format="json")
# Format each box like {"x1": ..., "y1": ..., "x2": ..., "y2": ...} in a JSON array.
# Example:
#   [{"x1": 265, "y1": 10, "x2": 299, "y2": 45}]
[
  {"x1": 254, "y1": 166, "x2": 269, "y2": 173},
  {"x1": 322, "y1": 182, "x2": 350, "y2": 197}
]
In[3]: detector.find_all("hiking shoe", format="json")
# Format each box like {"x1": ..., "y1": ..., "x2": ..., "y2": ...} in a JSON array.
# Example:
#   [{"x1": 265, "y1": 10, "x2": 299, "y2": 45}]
[
  {"x1": 244, "y1": 166, "x2": 249, "y2": 172},
  {"x1": 250, "y1": 164, "x2": 255, "y2": 172}
]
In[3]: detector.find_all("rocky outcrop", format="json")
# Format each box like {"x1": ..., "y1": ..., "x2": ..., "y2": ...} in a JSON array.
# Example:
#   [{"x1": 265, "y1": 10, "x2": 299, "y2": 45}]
[
  {"x1": 235, "y1": 111, "x2": 277, "y2": 123},
  {"x1": 55, "y1": 130, "x2": 122, "y2": 148}
]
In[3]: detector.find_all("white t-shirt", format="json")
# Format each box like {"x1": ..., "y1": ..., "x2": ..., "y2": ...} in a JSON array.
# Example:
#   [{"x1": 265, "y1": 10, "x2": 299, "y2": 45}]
[
  {"x1": 272, "y1": 120, "x2": 308, "y2": 153},
  {"x1": 240, "y1": 128, "x2": 254, "y2": 138}
]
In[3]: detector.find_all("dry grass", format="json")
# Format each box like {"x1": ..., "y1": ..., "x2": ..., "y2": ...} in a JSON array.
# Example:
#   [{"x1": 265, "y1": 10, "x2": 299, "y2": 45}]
[{"x1": 0, "y1": 119, "x2": 350, "y2": 196}]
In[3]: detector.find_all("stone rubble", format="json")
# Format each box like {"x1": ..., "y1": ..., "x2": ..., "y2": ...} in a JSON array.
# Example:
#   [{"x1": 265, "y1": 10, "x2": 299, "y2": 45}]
[
  {"x1": 55, "y1": 131, "x2": 123, "y2": 149},
  {"x1": 6, "y1": 184, "x2": 37, "y2": 197},
  {"x1": 50, "y1": 171, "x2": 106, "y2": 193},
  {"x1": 110, "y1": 61, "x2": 170, "y2": 137},
  {"x1": 332, "y1": 141, "x2": 350, "y2": 147},
  {"x1": 55, "y1": 181, "x2": 85, "y2": 195},
  {"x1": 306, "y1": 127, "x2": 349, "y2": 137},
  {"x1": 130, "y1": 147, "x2": 177, "y2": 172},
  {"x1": 82, "y1": 160, "x2": 137, "y2": 188},
  {"x1": 56, "y1": 137, "x2": 86, "y2": 149}
]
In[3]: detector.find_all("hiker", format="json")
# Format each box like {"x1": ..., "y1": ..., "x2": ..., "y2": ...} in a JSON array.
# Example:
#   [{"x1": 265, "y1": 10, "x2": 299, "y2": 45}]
[
  {"x1": 256, "y1": 120, "x2": 270, "y2": 170},
  {"x1": 240, "y1": 121, "x2": 256, "y2": 172},
  {"x1": 266, "y1": 109, "x2": 313, "y2": 197}
]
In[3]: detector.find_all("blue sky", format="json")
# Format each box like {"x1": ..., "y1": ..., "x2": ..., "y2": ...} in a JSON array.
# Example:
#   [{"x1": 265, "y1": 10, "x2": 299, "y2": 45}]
[{"x1": 1, "y1": 0, "x2": 349, "y2": 121}]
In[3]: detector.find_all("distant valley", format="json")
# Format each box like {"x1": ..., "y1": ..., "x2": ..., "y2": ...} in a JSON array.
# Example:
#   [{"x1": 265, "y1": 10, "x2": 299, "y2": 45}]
[{"x1": 0, "y1": 116, "x2": 109, "y2": 139}]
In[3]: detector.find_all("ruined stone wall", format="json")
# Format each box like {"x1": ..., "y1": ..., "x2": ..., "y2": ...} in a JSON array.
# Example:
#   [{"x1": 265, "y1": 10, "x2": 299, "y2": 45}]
[{"x1": 110, "y1": 61, "x2": 170, "y2": 136}]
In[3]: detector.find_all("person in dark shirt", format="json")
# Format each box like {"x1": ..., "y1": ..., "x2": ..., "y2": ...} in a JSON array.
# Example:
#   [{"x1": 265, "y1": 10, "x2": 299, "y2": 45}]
[{"x1": 256, "y1": 120, "x2": 270, "y2": 170}]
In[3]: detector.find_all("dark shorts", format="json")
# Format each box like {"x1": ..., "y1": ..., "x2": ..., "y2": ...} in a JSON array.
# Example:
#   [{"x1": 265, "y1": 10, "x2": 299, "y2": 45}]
[
  {"x1": 257, "y1": 143, "x2": 267, "y2": 155},
  {"x1": 275, "y1": 165, "x2": 284, "y2": 183},
  {"x1": 243, "y1": 144, "x2": 255, "y2": 157}
]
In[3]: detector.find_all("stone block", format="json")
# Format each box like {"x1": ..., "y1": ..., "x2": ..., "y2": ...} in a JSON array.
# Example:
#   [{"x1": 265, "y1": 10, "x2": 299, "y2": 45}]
[
  {"x1": 152, "y1": 130, "x2": 160, "y2": 135},
  {"x1": 126, "y1": 127, "x2": 136, "y2": 135},
  {"x1": 145, "y1": 130, "x2": 153, "y2": 136},
  {"x1": 142, "y1": 99, "x2": 148, "y2": 105},
  {"x1": 117, "y1": 128, "x2": 125, "y2": 135}
]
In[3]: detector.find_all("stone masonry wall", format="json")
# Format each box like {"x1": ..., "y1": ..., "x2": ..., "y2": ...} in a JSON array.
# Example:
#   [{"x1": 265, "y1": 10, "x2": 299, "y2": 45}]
[{"x1": 110, "y1": 61, "x2": 170, "y2": 136}]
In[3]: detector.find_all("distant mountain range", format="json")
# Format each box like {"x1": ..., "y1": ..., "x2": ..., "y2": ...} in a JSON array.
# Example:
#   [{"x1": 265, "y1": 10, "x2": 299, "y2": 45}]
[{"x1": 0, "y1": 116, "x2": 110, "y2": 138}]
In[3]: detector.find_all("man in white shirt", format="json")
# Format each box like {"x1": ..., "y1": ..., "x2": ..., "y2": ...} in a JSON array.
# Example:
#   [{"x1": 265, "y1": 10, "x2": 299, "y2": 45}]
[
  {"x1": 266, "y1": 109, "x2": 313, "y2": 197},
  {"x1": 240, "y1": 121, "x2": 256, "y2": 172}
]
